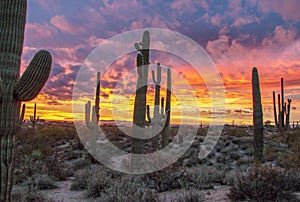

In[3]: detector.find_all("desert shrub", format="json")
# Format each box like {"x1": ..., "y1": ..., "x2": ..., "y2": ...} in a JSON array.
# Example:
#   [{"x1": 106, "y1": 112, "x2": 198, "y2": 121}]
[
  {"x1": 98, "y1": 175, "x2": 158, "y2": 202},
  {"x1": 176, "y1": 188, "x2": 205, "y2": 202},
  {"x1": 187, "y1": 165, "x2": 226, "y2": 189},
  {"x1": 46, "y1": 152, "x2": 73, "y2": 180},
  {"x1": 11, "y1": 188, "x2": 55, "y2": 202},
  {"x1": 70, "y1": 165, "x2": 122, "y2": 195},
  {"x1": 14, "y1": 149, "x2": 48, "y2": 185},
  {"x1": 34, "y1": 174, "x2": 58, "y2": 190},
  {"x1": 86, "y1": 170, "x2": 112, "y2": 198},
  {"x1": 141, "y1": 165, "x2": 189, "y2": 192},
  {"x1": 228, "y1": 165, "x2": 300, "y2": 201}
]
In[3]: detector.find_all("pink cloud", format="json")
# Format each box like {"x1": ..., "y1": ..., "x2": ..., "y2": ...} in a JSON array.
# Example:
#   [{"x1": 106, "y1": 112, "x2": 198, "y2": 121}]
[
  {"x1": 259, "y1": 0, "x2": 300, "y2": 22},
  {"x1": 50, "y1": 15, "x2": 85, "y2": 34}
]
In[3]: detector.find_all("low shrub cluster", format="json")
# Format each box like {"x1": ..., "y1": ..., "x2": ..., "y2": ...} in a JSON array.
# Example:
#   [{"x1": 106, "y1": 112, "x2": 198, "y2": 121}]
[{"x1": 228, "y1": 165, "x2": 300, "y2": 201}]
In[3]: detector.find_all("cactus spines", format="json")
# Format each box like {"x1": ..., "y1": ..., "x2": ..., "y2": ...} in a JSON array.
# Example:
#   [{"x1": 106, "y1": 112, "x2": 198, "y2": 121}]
[
  {"x1": 162, "y1": 68, "x2": 171, "y2": 148},
  {"x1": 30, "y1": 103, "x2": 39, "y2": 128},
  {"x1": 0, "y1": 0, "x2": 52, "y2": 200},
  {"x1": 272, "y1": 91, "x2": 278, "y2": 127},
  {"x1": 252, "y1": 67, "x2": 264, "y2": 163},
  {"x1": 132, "y1": 31, "x2": 150, "y2": 155}
]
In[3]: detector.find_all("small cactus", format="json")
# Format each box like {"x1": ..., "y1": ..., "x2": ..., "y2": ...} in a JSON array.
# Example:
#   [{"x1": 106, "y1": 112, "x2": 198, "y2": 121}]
[
  {"x1": 252, "y1": 67, "x2": 264, "y2": 162},
  {"x1": 30, "y1": 103, "x2": 39, "y2": 129}
]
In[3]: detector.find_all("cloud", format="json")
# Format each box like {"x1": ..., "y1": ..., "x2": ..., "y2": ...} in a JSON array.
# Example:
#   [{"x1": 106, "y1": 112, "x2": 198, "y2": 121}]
[{"x1": 50, "y1": 15, "x2": 85, "y2": 34}]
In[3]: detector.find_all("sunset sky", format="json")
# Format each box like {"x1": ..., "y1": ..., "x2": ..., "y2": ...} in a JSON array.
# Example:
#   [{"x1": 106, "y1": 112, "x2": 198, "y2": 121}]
[{"x1": 21, "y1": 0, "x2": 300, "y2": 125}]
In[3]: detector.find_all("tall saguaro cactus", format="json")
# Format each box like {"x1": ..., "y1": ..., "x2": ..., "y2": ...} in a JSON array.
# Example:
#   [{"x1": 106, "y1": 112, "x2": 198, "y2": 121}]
[
  {"x1": 0, "y1": 1, "x2": 52, "y2": 201},
  {"x1": 150, "y1": 63, "x2": 162, "y2": 149},
  {"x1": 132, "y1": 31, "x2": 150, "y2": 155},
  {"x1": 162, "y1": 68, "x2": 172, "y2": 147},
  {"x1": 252, "y1": 67, "x2": 264, "y2": 163}
]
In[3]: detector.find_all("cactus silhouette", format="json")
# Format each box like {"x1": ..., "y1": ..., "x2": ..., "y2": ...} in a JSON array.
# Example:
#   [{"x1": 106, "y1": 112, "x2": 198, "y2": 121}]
[
  {"x1": 85, "y1": 72, "x2": 101, "y2": 128},
  {"x1": 84, "y1": 72, "x2": 101, "y2": 163},
  {"x1": 162, "y1": 68, "x2": 171, "y2": 148},
  {"x1": 272, "y1": 78, "x2": 292, "y2": 129},
  {"x1": 0, "y1": 0, "x2": 52, "y2": 200},
  {"x1": 30, "y1": 103, "x2": 39, "y2": 129},
  {"x1": 132, "y1": 31, "x2": 150, "y2": 155},
  {"x1": 19, "y1": 103, "x2": 26, "y2": 125},
  {"x1": 147, "y1": 64, "x2": 171, "y2": 150},
  {"x1": 286, "y1": 99, "x2": 292, "y2": 128},
  {"x1": 272, "y1": 91, "x2": 278, "y2": 127},
  {"x1": 252, "y1": 67, "x2": 264, "y2": 163}
]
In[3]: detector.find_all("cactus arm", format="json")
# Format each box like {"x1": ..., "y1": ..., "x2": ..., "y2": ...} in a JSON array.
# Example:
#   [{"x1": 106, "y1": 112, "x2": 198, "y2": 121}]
[
  {"x1": 252, "y1": 67, "x2": 264, "y2": 162},
  {"x1": 134, "y1": 43, "x2": 141, "y2": 51},
  {"x1": 14, "y1": 50, "x2": 52, "y2": 101},
  {"x1": 152, "y1": 63, "x2": 162, "y2": 84}
]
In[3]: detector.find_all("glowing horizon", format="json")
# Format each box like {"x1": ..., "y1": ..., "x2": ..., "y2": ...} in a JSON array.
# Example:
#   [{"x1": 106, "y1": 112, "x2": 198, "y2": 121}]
[{"x1": 22, "y1": 0, "x2": 300, "y2": 126}]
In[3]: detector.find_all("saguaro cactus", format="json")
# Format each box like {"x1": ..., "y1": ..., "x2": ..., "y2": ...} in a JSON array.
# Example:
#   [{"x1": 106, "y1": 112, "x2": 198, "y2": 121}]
[
  {"x1": 150, "y1": 63, "x2": 162, "y2": 149},
  {"x1": 0, "y1": 0, "x2": 52, "y2": 201},
  {"x1": 286, "y1": 99, "x2": 292, "y2": 128},
  {"x1": 272, "y1": 91, "x2": 278, "y2": 127},
  {"x1": 162, "y1": 68, "x2": 171, "y2": 148},
  {"x1": 30, "y1": 103, "x2": 39, "y2": 129},
  {"x1": 19, "y1": 103, "x2": 26, "y2": 125},
  {"x1": 132, "y1": 31, "x2": 150, "y2": 155},
  {"x1": 84, "y1": 72, "x2": 101, "y2": 162},
  {"x1": 85, "y1": 72, "x2": 101, "y2": 128},
  {"x1": 252, "y1": 67, "x2": 264, "y2": 162},
  {"x1": 272, "y1": 78, "x2": 292, "y2": 129}
]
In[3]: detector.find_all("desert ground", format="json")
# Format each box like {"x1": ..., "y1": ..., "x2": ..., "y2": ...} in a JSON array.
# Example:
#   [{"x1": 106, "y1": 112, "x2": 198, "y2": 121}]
[{"x1": 11, "y1": 123, "x2": 300, "y2": 202}]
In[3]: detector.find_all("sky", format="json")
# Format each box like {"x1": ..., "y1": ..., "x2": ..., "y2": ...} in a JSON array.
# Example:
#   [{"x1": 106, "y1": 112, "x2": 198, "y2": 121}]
[{"x1": 21, "y1": 0, "x2": 300, "y2": 125}]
